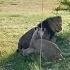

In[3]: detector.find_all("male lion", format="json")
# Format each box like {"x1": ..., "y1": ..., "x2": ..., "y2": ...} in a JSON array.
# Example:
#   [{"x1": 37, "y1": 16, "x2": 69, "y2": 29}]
[{"x1": 17, "y1": 16, "x2": 62, "y2": 54}]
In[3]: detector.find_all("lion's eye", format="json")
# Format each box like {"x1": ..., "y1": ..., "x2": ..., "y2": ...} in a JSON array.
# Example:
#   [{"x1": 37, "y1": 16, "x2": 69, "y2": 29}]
[{"x1": 56, "y1": 23, "x2": 61, "y2": 27}]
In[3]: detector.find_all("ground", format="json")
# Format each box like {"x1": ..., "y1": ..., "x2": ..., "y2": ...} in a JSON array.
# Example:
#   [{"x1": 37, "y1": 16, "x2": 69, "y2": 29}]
[{"x1": 0, "y1": 0, "x2": 70, "y2": 70}]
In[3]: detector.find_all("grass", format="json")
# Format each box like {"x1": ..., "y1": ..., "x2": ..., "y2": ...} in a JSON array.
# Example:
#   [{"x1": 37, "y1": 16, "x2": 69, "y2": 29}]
[
  {"x1": 0, "y1": 0, "x2": 59, "y2": 14},
  {"x1": 0, "y1": 0, "x2": 70, "y2": 70}
]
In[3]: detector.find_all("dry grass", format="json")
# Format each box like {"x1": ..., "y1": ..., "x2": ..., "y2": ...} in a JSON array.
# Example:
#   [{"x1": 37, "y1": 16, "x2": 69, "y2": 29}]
[{"x1": 0, "y1": 0, "x2": 59, "y2": 14}]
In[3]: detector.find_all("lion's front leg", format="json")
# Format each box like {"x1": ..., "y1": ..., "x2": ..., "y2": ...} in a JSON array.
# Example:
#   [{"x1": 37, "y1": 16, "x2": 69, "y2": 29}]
[{"x1": 21, "y1": 48, "x2": 36, "y2": 56}]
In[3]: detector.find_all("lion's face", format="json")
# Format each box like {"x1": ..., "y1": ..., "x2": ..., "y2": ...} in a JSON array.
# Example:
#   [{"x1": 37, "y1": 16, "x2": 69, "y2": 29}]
[{"x1": 48, "y1": 16, "x2": 62, "y2": 32}]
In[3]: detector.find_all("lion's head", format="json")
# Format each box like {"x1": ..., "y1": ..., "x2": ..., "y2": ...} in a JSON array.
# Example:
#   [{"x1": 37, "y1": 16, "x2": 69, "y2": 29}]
[{"x1": 48, "y1": 16, "x2": 62, "y2": 32}]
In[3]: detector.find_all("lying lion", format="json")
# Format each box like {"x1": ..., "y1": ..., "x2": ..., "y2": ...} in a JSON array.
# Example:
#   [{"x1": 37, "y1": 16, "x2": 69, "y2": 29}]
[{"x1": 17, "y1": 16, "x2": 62, "y2": 53}]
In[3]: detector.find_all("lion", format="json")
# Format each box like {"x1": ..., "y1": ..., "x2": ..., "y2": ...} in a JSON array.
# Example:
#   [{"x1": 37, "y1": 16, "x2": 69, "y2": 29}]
[{"x1": 17, "y1": 16, "x2": 62, "y2": 53}]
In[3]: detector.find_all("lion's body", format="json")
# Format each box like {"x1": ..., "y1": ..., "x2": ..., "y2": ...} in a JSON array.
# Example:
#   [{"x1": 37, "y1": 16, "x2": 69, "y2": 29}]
[{"x1": 17, "y1": 27, "x2": 50, "y2": 52}]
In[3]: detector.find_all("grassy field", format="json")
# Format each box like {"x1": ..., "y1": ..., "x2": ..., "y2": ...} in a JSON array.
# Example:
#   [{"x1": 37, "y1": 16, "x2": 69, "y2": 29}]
[{"x1": 0, "y1": 0, "x2": 70, "y2": 70}]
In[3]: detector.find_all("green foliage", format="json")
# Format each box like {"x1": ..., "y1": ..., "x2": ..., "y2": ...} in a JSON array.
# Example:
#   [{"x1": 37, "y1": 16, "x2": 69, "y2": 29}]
[{"x1": 55, "y1": 0, "x2": 70, "y2": 11}]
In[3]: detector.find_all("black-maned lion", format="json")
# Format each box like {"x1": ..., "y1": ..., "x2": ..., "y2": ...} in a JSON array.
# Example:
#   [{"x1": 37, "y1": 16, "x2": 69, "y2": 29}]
[{"x1": 17, "y1": 16, "x2": 62, "y2": 56}]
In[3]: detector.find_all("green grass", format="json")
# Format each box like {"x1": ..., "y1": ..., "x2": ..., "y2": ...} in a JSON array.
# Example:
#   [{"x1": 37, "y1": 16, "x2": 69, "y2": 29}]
[{"x1": 0, "y1": 0, "x2": 70, "y2": 70}]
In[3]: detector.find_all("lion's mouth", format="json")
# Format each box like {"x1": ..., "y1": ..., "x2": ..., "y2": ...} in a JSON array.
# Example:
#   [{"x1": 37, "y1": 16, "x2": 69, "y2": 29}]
[{"x1": 56, "y1": 28, "x2": 62, "y2": 32}]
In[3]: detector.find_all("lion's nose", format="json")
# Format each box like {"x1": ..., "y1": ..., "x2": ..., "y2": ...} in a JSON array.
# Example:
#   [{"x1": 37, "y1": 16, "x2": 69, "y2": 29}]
[
  {"x1": 59, "y1": 27, "x2": 62, "y2": 31},
  {"x1": 56, "y1": 27, "x2": 62, "y2": 32}
]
